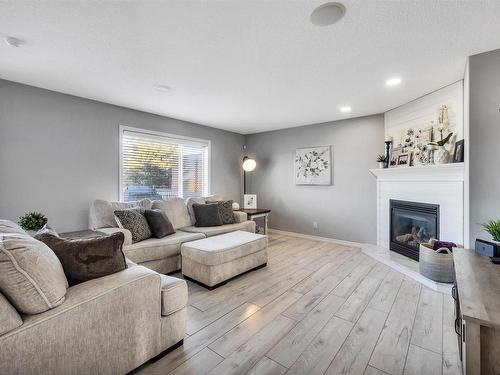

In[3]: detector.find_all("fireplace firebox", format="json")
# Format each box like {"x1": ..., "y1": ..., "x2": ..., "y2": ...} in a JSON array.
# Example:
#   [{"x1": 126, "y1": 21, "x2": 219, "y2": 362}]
[{"x1": 390, "y1": 200, "x2": 439, "y2": 261}]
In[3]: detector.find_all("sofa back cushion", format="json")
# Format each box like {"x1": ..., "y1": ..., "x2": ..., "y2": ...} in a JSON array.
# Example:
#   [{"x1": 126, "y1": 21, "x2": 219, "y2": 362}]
[
  {"x1": 36, "y1": 232, "x2": 127, "y2": 286},
  {"x1": 151, "y1": 197, "x2": 191, "y2": 230},
  {"x1": 0, "y1": 292, "x2": 23, "y2": 335},
  {"x1": 89, "y1": 199, "x2": 152, "y2": 229},
  {"x1": 0, "y1": 226, "x2": 68, "y2": 315}
]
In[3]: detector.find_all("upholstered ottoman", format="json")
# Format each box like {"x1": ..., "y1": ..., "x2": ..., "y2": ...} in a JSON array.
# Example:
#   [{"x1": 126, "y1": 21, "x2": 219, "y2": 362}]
[{"x1": 181, "y1": 230, "x2": 268, "y2": 289}]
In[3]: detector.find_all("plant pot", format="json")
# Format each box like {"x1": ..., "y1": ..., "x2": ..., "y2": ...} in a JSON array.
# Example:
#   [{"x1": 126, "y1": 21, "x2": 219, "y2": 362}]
[
  {"x1": 378, "y1": 162, "x2": 385, "y2": 169},
  {"x1": 433, "y1": 148, "x2": 450, "y2": 164}
]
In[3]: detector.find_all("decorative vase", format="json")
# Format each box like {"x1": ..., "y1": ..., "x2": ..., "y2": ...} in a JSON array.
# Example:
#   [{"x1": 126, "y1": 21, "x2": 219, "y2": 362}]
[
  {"x1": 378, "y1": 162, "x2": 385, "y2": 169},
  {"x1": 434, "y1": 148, "x2": 450, "y2": 164}
]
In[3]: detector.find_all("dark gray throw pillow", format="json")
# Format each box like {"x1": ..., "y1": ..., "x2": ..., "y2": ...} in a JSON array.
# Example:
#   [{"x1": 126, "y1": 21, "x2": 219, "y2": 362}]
[
  {"x1": 216, "y1": 200, "x2": 235, "y2": 225},
  {"x1": 144, "y1": 209, "x2": 175, "y2": 238},
  {"x1": 35, "y1": 232, "x2": 127, "y2": 286},
  {"x1": 193, "y1": 203, "x2": 223, "y2": 227},
  {"x1": 114, "y1": 208, "x2": 152, "y2": 243}
]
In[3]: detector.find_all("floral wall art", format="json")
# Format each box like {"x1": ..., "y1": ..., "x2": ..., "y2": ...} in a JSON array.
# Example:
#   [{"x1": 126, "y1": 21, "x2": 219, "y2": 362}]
[{"x1": 294, "y1": 146, "x2": 332, "y2": 185}]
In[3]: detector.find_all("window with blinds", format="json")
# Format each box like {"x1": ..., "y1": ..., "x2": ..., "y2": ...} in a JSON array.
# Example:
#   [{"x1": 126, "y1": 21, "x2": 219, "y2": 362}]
[{"x1": 120, "y1": 127, "x2": 209, "y2": 202}]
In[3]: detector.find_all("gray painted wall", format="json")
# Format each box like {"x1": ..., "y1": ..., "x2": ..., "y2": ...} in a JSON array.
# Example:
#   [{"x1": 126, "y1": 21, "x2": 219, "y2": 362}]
[
  {"x1": 469, "y1": 49, "x2": 500, "y2": 243},
  {"x1": 0, "y1": 79, "x2": 245, "y2": 232},
  {"x1": 245, "y1": 115, "x2": 384, "y2": 244}
]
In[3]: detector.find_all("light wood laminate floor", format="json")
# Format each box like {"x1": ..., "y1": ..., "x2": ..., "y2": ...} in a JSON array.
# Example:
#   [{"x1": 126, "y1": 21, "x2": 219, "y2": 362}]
[{"x1": 137, "y1": 233, "x2": 462, "y2": 375}]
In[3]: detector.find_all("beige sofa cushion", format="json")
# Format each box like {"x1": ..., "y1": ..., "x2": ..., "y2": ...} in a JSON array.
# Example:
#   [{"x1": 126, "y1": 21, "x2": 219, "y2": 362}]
[
  {"x1": 160, "y1": 275, "x2": 188, "y2": 316},
  {"x1": 152, "y1": 198, "x2": 192, "y2": 230},
  {"x1": 180, "y1": 220, "x2": 255, "y2": 237},
  {"x1": 89, "y1": 199, "x2": 152, "y2": 229},
  {"x1": 0, "y1": 292, "x2": 23, "y2": 335},
  {"x1": 123, "y1": 231, "x2": 205, "y2": 264},
  {"x1": 0, "y1": 231, "x2": 68, "y2": 314},
  {"x1": 181, "y1": 230, "x2": 267, "y2": 266},
  {"x1": 98, "y1": 227, "x2": 133, "y2": 246}
]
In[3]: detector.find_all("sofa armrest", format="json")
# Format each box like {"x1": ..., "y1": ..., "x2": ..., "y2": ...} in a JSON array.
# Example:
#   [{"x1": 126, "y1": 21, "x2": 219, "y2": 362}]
[
  {"x1": 160, "y1": 275, "x2": 188, "y2": 316},
  {"x1": 0, "y1": 293, "x2": 23, "y2": 336},
  {"x1": 233, "y1": 211, "x2": 248, "y2": 223},
  {"x1": 97, "y1": 227, "x2": 133, "y2": 246}
]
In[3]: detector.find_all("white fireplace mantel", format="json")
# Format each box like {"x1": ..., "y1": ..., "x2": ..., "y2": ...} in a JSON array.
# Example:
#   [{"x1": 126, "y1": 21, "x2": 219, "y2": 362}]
[
  {"x1": 370, "y1": 163, "x2": 465, "y2": 250},
  {"x1": 369, "y1": 162, "x2": 465, "y2": 181}
]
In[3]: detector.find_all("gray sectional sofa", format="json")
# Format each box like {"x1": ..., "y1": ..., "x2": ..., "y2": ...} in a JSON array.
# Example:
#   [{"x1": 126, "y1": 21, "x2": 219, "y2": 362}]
[
  {"x1": 0, "y1": 220, "x2": 188, "y2": 375},
  {"x1": 89, "y1": 196, "x2": 255, "y2": 274}
]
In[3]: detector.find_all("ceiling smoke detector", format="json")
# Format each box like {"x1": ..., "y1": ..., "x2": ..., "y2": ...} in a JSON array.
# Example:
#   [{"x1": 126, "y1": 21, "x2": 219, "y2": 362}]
[{"x1": 310, "y1": 2, "x2": 346, "y2": 26}]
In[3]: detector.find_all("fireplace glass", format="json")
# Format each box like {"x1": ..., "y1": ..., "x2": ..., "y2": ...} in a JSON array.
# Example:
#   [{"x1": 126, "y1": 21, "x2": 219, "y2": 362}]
[{"x1": 390, "y1": 200, "x2": 439, "y2": 261}]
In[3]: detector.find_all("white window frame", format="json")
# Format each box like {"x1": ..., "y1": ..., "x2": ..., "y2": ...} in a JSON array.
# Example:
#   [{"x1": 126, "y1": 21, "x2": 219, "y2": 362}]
[{"x1": 119, "y1": 125, "x2": 211, "y2": 201}]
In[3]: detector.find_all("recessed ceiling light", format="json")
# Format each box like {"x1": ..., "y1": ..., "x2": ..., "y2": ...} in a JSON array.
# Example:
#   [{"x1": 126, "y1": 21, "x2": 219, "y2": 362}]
[
  {"x1": 339, "y1": 106, "x2": 351, "y2": 113},
  {"x1": 4, "y1": 36, "x2": 23, "y2": 48},
  {"x1": 386, "y1": 77, "x2": 402, "y2": 87},
  {"x1": 310, "y1": 2, "x2": 346, "y2": 26},
  {"x1": 154, "y1": 84, "x2": 171, "y2": 92}
]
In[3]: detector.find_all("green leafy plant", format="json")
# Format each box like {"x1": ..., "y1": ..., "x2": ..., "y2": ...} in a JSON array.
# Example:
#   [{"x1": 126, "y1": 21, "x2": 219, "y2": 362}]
[
  {"x1": 376, "y1": 154, "x2": 386, "y2": 162},
  {"x1": 18, "y1": 212, "x2": 48, "y2": 231},
  {"x1": 482, "y1": 220, "x2": 500, "y2": 242}
]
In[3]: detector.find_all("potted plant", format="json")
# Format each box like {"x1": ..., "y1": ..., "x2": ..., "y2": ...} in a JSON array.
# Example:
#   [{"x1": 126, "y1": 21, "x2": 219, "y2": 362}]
[
  {"x1": 18, "y1": 212, "x2": 48, "y2": 236},
  {"x1": 482, "y1": 220, "x2": 500, "y2": 244},
  {"x1": 376, "y1": 154, "x2": 386, "y2": 169}
]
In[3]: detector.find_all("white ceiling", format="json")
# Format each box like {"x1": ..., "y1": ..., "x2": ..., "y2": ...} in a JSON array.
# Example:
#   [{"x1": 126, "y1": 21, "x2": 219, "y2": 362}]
[{"x1": 1, "y1": 1, "x2": 500, "y2": 134}]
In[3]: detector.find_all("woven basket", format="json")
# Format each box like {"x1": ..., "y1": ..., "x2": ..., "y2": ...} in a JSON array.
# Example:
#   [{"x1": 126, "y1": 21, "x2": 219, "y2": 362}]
[{"x1": 419, "y1": 243, "x2": 456, "y2": 283}]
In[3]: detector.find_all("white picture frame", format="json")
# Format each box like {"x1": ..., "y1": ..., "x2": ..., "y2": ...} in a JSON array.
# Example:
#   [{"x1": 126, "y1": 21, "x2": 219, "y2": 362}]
[
  {"x1": 294, "y1": 146, "x2": 332, "y2": 185},
  {"x1": 243, "y1": 194, "x2": 257, "y2": 209}
]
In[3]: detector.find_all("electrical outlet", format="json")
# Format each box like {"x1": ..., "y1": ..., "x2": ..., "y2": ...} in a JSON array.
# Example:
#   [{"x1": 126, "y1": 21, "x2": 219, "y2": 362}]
[{"x1": 313, "y1": 221, "x2": 318, "y2": 229}]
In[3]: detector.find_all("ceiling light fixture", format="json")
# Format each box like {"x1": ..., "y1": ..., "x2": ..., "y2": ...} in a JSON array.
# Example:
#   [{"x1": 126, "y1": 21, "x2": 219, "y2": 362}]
[
  {"x1": 310, "y1": 2, "x2": 346, "y2": 26},
  {"x1": 386, "y1": 77, "x2": 402, "y2": 87},
  {"x1": 339, "y1": 106, "x2": 351, "y2": 113},
  {"x1": 4, "y1": 36, "x2": 23, "y2": 47},
  {"x1": 154, "y1": 84, "x2": 171, "y2": 92}
]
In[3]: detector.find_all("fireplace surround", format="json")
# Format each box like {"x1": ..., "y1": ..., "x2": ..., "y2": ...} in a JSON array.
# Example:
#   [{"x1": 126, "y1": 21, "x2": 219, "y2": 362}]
[{"x1": 390, "y1": 199, "x2": 439, "y2": 261}]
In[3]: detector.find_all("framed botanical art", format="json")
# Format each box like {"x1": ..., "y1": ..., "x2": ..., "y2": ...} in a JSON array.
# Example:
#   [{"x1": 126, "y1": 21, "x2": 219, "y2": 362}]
[{"x1": 294, "y1": 146, "x2": 332, "y2": 185}]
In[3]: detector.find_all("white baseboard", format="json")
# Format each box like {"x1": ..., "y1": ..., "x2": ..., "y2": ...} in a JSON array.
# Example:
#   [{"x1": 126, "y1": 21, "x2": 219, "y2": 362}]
[{"x1": 268, "y1": 228, "x2": 452, "y2": 294}]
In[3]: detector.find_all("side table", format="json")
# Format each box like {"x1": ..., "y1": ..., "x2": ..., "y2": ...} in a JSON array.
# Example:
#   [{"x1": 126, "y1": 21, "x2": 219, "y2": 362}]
[{"x1": 237, "y1": 208, "x2": 271, "y2": 235}]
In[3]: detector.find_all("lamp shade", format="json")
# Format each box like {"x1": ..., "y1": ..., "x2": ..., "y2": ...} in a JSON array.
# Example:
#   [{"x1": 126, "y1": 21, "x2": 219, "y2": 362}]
[{"x1": 242, "y1": 157, "x2": 256, "y2": 172}]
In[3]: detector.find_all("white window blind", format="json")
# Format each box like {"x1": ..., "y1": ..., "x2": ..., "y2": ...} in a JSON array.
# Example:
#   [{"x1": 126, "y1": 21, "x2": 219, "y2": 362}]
[{"x1": 120, "y1": 128, "x2": 209, "y2": 202}]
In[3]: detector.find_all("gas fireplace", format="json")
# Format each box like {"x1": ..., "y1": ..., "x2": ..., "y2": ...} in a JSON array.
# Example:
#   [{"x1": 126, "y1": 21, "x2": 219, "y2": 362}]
[{"x1": 390, "y1": 200, "x2": 439, "y2": 261}]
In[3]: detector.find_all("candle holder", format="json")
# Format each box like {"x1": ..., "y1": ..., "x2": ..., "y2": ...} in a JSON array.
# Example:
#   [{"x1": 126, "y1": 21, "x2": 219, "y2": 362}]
[{"x1": 384, "y1": 140, "x2": 392, "y2": 168}]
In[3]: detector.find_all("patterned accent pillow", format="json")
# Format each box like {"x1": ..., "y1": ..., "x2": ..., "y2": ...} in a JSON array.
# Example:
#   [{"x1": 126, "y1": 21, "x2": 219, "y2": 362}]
[
  {"x1": 114, "y1": 208, "x2": 152, "y2": 243},
  {"x1": 216, "y1": 200, "x2": 235, "y2": 225}
]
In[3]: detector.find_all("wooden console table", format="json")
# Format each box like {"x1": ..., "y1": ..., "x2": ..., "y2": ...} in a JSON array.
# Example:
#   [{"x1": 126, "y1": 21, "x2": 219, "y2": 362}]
[
  {"x1": 453, "y1": 248, "x2": 500, "y2": 374},
  {"x1": 238, "y1": 208, "x2": 271, "y2": 235}
]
